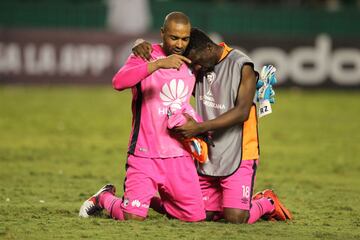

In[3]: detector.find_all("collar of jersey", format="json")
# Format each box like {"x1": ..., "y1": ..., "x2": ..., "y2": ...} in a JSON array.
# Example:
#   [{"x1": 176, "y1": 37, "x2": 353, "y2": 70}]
[{"x1": 218, "y1": 42, "x2": 233, "y2": 62}]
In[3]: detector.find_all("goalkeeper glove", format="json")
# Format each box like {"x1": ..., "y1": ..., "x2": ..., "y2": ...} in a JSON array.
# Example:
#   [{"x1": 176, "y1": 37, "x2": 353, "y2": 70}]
[
  {"x1": 256, "y1": 65, "x2": 277, "y2": 117},
  {"x1": 167, "y1": 103, "x2": 211, "y2": 164}
]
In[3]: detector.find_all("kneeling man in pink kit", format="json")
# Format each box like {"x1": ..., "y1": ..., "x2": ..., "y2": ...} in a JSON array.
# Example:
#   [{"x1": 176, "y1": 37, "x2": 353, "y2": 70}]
[{"x1": 78, "y1": 12, "x2": 205, "y2": 222}]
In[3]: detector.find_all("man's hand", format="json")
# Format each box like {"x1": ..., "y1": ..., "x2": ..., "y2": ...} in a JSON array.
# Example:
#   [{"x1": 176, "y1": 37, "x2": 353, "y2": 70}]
[
  {"x1": 173, "y1": 113, "x2": 203, "y2": 138},
  {"x1": 132, "y1": 39, "x2": 153, "y2": 61},
  {"x1": 148, "y1": 54, "x2": 191, "y2": 73},
  {"x1": 154, "y1": 54, "x2": 192, "y2": 71}
]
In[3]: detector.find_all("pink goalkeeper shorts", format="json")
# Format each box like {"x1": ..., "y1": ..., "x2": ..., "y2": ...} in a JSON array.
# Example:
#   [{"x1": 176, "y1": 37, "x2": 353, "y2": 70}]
[
  {"x1": 199, "y1": 159, "x2": 258, "y2": 212},
  {"x1": 120, "y1": 155, "x2": 205, "y2": 222}
]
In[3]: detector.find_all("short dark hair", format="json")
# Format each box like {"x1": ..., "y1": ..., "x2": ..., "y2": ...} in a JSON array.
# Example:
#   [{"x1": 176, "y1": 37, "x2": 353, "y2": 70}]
[{"x1": 184, "y1": 28, "x2": 216, "y2": 57}]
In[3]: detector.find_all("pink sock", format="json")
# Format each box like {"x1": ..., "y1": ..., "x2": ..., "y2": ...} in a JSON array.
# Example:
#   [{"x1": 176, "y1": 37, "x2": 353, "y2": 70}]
[
  {"x1": 99, "y1": 192, "x2": 124, "y2": 220},
  {"x1": 247, "y1": 198, "x2": 274, "y2": 224}
]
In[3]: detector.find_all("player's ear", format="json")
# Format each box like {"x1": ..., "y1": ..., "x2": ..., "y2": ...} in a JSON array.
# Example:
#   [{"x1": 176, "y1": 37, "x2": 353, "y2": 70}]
[{"x1": 160, "y1": 27, "x2": 165, "y2": 38}]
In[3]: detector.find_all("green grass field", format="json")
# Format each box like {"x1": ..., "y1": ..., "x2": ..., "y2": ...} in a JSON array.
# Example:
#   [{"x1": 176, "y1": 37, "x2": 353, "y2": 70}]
[{"x1": 0, "y1": 86, "x2": 359, "y2": 240}]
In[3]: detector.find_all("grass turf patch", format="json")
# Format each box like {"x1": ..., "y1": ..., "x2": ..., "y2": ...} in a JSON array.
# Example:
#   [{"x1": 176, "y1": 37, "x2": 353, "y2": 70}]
[{"x1": 0, "y1": 86, "x2": 359, "y2": 239}]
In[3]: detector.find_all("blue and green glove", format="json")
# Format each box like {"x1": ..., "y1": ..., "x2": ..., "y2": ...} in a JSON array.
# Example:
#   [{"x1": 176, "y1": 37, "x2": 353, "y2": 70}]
[{"x1": 256, "y1": 65, "x2": 277, "y2": 117}]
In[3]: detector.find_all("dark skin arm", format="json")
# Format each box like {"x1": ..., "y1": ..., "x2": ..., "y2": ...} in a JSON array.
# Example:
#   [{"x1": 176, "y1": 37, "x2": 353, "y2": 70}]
[{"x1": 175, "y1": 64, "x2": 257, "y2": 138}]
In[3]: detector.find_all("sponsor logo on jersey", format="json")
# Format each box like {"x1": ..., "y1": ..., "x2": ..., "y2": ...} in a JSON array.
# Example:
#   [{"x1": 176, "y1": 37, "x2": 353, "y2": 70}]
[
  {"x1": 159, "y1": 79, "x2": 189, "y2": 113},
  {"x1": 241, "y1": 197, "x2": 249, "y2": 205},
  {"x1": 131, "y1": 200, "x2": 141, "y2": 208}
]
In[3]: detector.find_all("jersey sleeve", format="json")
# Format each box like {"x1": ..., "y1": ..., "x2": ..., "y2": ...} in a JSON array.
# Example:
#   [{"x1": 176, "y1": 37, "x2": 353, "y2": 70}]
[{"x1": 112, "y1": 54, "x2": 150, "y2": 91}]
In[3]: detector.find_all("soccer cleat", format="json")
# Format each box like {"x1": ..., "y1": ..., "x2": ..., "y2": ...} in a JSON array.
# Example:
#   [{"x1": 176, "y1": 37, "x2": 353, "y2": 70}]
[
  {"x1": 252, "y1": 190, "x2": 264, "y2": 201},
  {"x1": 261, "y1": 189, "x2": 292, "y2": 221},
  {"x1": 79, "y1": 184, "x2": 116, "y2": 218}
]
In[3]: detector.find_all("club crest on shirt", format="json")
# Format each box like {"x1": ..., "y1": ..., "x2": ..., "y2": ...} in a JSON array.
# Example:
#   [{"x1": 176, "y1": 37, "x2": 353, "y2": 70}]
[{"x1": 123, "y1": 198, "x2": 129, "y2": 207}]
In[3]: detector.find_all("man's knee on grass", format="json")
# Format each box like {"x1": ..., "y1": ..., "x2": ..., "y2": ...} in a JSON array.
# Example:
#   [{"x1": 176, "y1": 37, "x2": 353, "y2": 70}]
[
  {"x1": 223, "y1": 208, "x2": 249, "y2": 224},
  {"x1": 124, "y1": 212, "x2": 146, "y2": 221}
]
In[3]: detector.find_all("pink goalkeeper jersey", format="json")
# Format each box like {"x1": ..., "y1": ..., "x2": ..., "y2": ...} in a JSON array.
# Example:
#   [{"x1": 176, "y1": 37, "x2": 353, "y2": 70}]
[{"x1": 113, "y1": 44, "x2": 195, "y2": 158}]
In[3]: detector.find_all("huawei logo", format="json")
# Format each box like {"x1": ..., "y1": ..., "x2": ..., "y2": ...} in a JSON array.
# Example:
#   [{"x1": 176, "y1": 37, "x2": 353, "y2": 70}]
[{"x1": 160, "y1": 79, "x2": 189, "y2": 111}]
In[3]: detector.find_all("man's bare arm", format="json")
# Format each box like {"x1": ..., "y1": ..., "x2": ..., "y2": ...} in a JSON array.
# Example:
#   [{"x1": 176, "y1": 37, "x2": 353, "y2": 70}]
[{"x1": 175, "y1": 64, "x2": 256, "y2": 138}]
